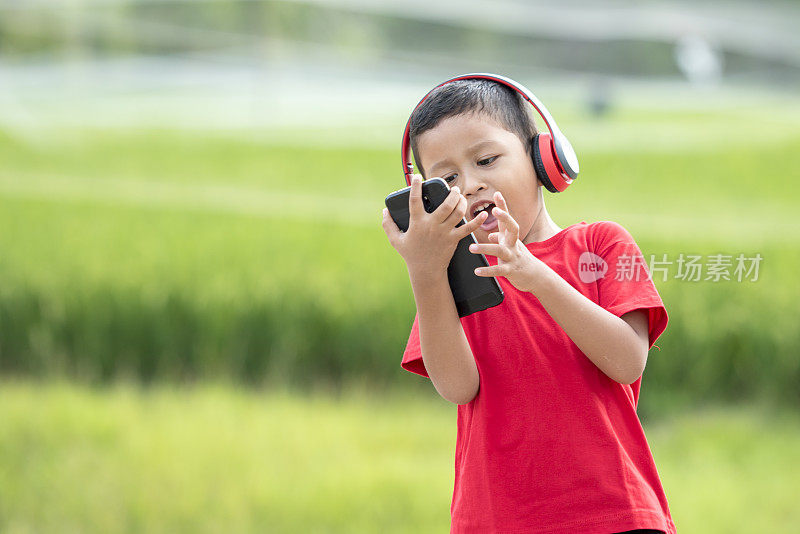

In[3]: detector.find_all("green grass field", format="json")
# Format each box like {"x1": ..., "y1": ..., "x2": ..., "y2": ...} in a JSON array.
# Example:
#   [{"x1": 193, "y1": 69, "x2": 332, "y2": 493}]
[
  {"x1": 0, "y1": 381, "x2": 798, "y2": 534},
  {"x1": 1, "y1": 95, "x2": 799, "y2": 531},
  {"x1": 1, "y1": 110, "x2": 798, "y2": 405}
]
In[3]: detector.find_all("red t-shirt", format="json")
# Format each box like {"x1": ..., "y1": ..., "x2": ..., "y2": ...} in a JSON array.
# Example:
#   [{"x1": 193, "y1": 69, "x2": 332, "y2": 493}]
[{"x1": 402, "y1": 221, "x2": 675, "y2": 534}]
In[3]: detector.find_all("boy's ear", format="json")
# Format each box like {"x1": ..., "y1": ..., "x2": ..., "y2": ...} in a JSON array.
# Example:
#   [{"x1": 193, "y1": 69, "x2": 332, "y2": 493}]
[
  {"x1": 530, "y1": 132, "x2": 559, "y2": 193},
  {"x1": 529, "y1": 134, "x2": 545, "y2": 187}
]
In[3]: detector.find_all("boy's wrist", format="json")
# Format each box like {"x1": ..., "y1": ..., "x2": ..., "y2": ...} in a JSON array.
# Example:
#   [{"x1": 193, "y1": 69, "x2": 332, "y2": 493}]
[
  {"x1": 407, "y1": 266, "x2": 449, "y2": 291},
  {"x1": 408, "y1": 268, "x2": 456, "y2": 318},
  {"x1": 524, "y1": 258, "x2": 560, "y2": 296}
]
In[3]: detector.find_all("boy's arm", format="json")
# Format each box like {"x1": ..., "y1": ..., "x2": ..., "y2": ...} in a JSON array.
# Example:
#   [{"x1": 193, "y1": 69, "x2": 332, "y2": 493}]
[
  {"x1": 382, "y1": 174, "x2": 487, "y2": 404},
  {"x1": 470, "y1": 192, "x2": 651, "y2": 385},
  {"x1": 531, "y1": 275, "x2": 650, "y2": 384},
  {"x1": 408, "y1": 269, "x2": 480, "y2": 405}
]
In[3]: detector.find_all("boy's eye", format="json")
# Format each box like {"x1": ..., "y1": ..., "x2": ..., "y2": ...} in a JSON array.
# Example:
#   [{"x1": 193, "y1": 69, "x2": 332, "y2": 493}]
[{"x1": 443, "y1": 156, "x2": 496, "y2": 182}]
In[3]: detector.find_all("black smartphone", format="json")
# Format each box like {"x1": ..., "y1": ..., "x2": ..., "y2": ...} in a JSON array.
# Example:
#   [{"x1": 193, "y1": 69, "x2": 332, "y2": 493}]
[{"x1": 385, "y1": 178, "x2": 504, "y2": 317}]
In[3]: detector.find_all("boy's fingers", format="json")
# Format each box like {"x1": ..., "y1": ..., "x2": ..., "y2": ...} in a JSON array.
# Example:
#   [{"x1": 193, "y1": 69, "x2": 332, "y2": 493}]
[
  {"x1": 492, "y1": 207, "x2": 520, "y2": 243},
  {"x1": 408, "y1": 174, "x2": 425, "y2": 220},
  {"x1": 381, "y1": 208, "x2": 402, "y2": 241},
  {"x1": 441, "y1": 191, "x2": 467, "y2": 227},
  {"x1": 493, "y1": 207, "x2": 519, "y2": 232},
  {"x1": 469, "y1": 243, "x2": 510, "y2": 261},
  {"x1": 487, "y1": 232, "x2": 500, "y2": 243},
  {"x1": 434, "y1": 186, "x2": 463, "y2": 224},
  {"x1": 494, "y1": 191, "x2": 509, "y2": 213},
  {"x1": 493, "y1": 191, "x2": 517, "y2": 239},
  {"x1": 474, "y1": 264, "x2": 506, "y2": 278},
  {"x1": 459, "y1": 210, "x2": 487, "y2": 237}
]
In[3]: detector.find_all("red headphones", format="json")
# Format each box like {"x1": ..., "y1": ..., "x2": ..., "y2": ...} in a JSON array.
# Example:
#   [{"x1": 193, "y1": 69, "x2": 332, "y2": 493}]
[{"x1": 401, "y1": 73, "x2": 579, "y2": 193}]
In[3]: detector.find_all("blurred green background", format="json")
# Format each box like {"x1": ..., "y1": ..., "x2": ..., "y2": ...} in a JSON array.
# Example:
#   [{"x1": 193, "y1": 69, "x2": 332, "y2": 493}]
[{"x1": 1, "y1": 1, "x2": 799, "y2": 532}]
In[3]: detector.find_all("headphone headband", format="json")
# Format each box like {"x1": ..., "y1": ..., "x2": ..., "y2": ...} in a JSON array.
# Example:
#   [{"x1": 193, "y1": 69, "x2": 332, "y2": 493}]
[{"x1": 400, "y1": 73, "x2": 579, "y2": 188}]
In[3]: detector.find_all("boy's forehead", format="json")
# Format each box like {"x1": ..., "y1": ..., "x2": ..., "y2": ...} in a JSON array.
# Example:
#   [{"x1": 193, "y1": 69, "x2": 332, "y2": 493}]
[
  {"x1": 419, "y1": 113, "x2": 514, "y2": 170},
  {"x1": 421, "y1": 112, "x2": 510, "y2": 147}
]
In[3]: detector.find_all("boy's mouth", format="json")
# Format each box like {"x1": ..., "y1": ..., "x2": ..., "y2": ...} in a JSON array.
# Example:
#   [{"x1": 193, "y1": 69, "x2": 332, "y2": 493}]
[{"x1": 470, "y1": 200, "x2": 498, "y2": 232}]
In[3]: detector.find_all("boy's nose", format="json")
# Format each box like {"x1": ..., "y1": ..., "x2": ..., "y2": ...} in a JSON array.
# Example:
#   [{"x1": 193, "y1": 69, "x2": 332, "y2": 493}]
[{"x1": 460, "y1": 171, "x2": 487, "y2": 196}]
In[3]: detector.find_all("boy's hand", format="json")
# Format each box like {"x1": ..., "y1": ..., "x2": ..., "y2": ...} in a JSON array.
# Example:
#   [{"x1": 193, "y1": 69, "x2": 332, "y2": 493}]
[
  {"x1": 468, "y1": 191, "x2": 547, "y2": 293},
  {"x1": 382, "y1": 174, "x2": 488, "y2": 279}
]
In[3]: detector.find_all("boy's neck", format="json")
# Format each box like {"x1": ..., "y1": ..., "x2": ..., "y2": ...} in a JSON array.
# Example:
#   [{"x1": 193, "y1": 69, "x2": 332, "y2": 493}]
[{"x1": 522, "y1": 200, "x2": 561, "y2": 245}]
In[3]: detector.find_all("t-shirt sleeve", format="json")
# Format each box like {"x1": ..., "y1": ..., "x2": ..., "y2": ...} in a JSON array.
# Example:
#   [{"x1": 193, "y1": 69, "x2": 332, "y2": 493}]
[
  {"x1": 591, "y1": 221, "x2": 669, "y2": 349},
  {"x1": 401, "y1": 314, "x2": 429, "y2": 378}
]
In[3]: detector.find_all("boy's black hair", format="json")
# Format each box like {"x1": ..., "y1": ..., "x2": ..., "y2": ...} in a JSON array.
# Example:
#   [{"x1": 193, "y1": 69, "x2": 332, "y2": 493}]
[{"x1": 408, "y1": 79, "x2": 539, "y2": 178}]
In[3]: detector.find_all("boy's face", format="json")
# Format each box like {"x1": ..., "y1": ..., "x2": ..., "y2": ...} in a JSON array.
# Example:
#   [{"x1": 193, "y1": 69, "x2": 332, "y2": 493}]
[{"x1": 417, "y1": 111, "x2": 543, "y2": 244}]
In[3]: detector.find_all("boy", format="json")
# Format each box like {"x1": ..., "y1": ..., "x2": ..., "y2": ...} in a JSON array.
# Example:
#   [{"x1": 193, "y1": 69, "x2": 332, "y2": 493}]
[{"x1": 381, "y1": 78, "x2": 675, "y2": 534}]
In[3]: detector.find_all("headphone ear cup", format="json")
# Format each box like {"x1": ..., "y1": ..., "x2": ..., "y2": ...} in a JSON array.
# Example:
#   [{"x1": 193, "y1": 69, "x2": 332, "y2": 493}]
[{"x1": 532, "y1": 134, "x2": 558, "y2": 193}]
